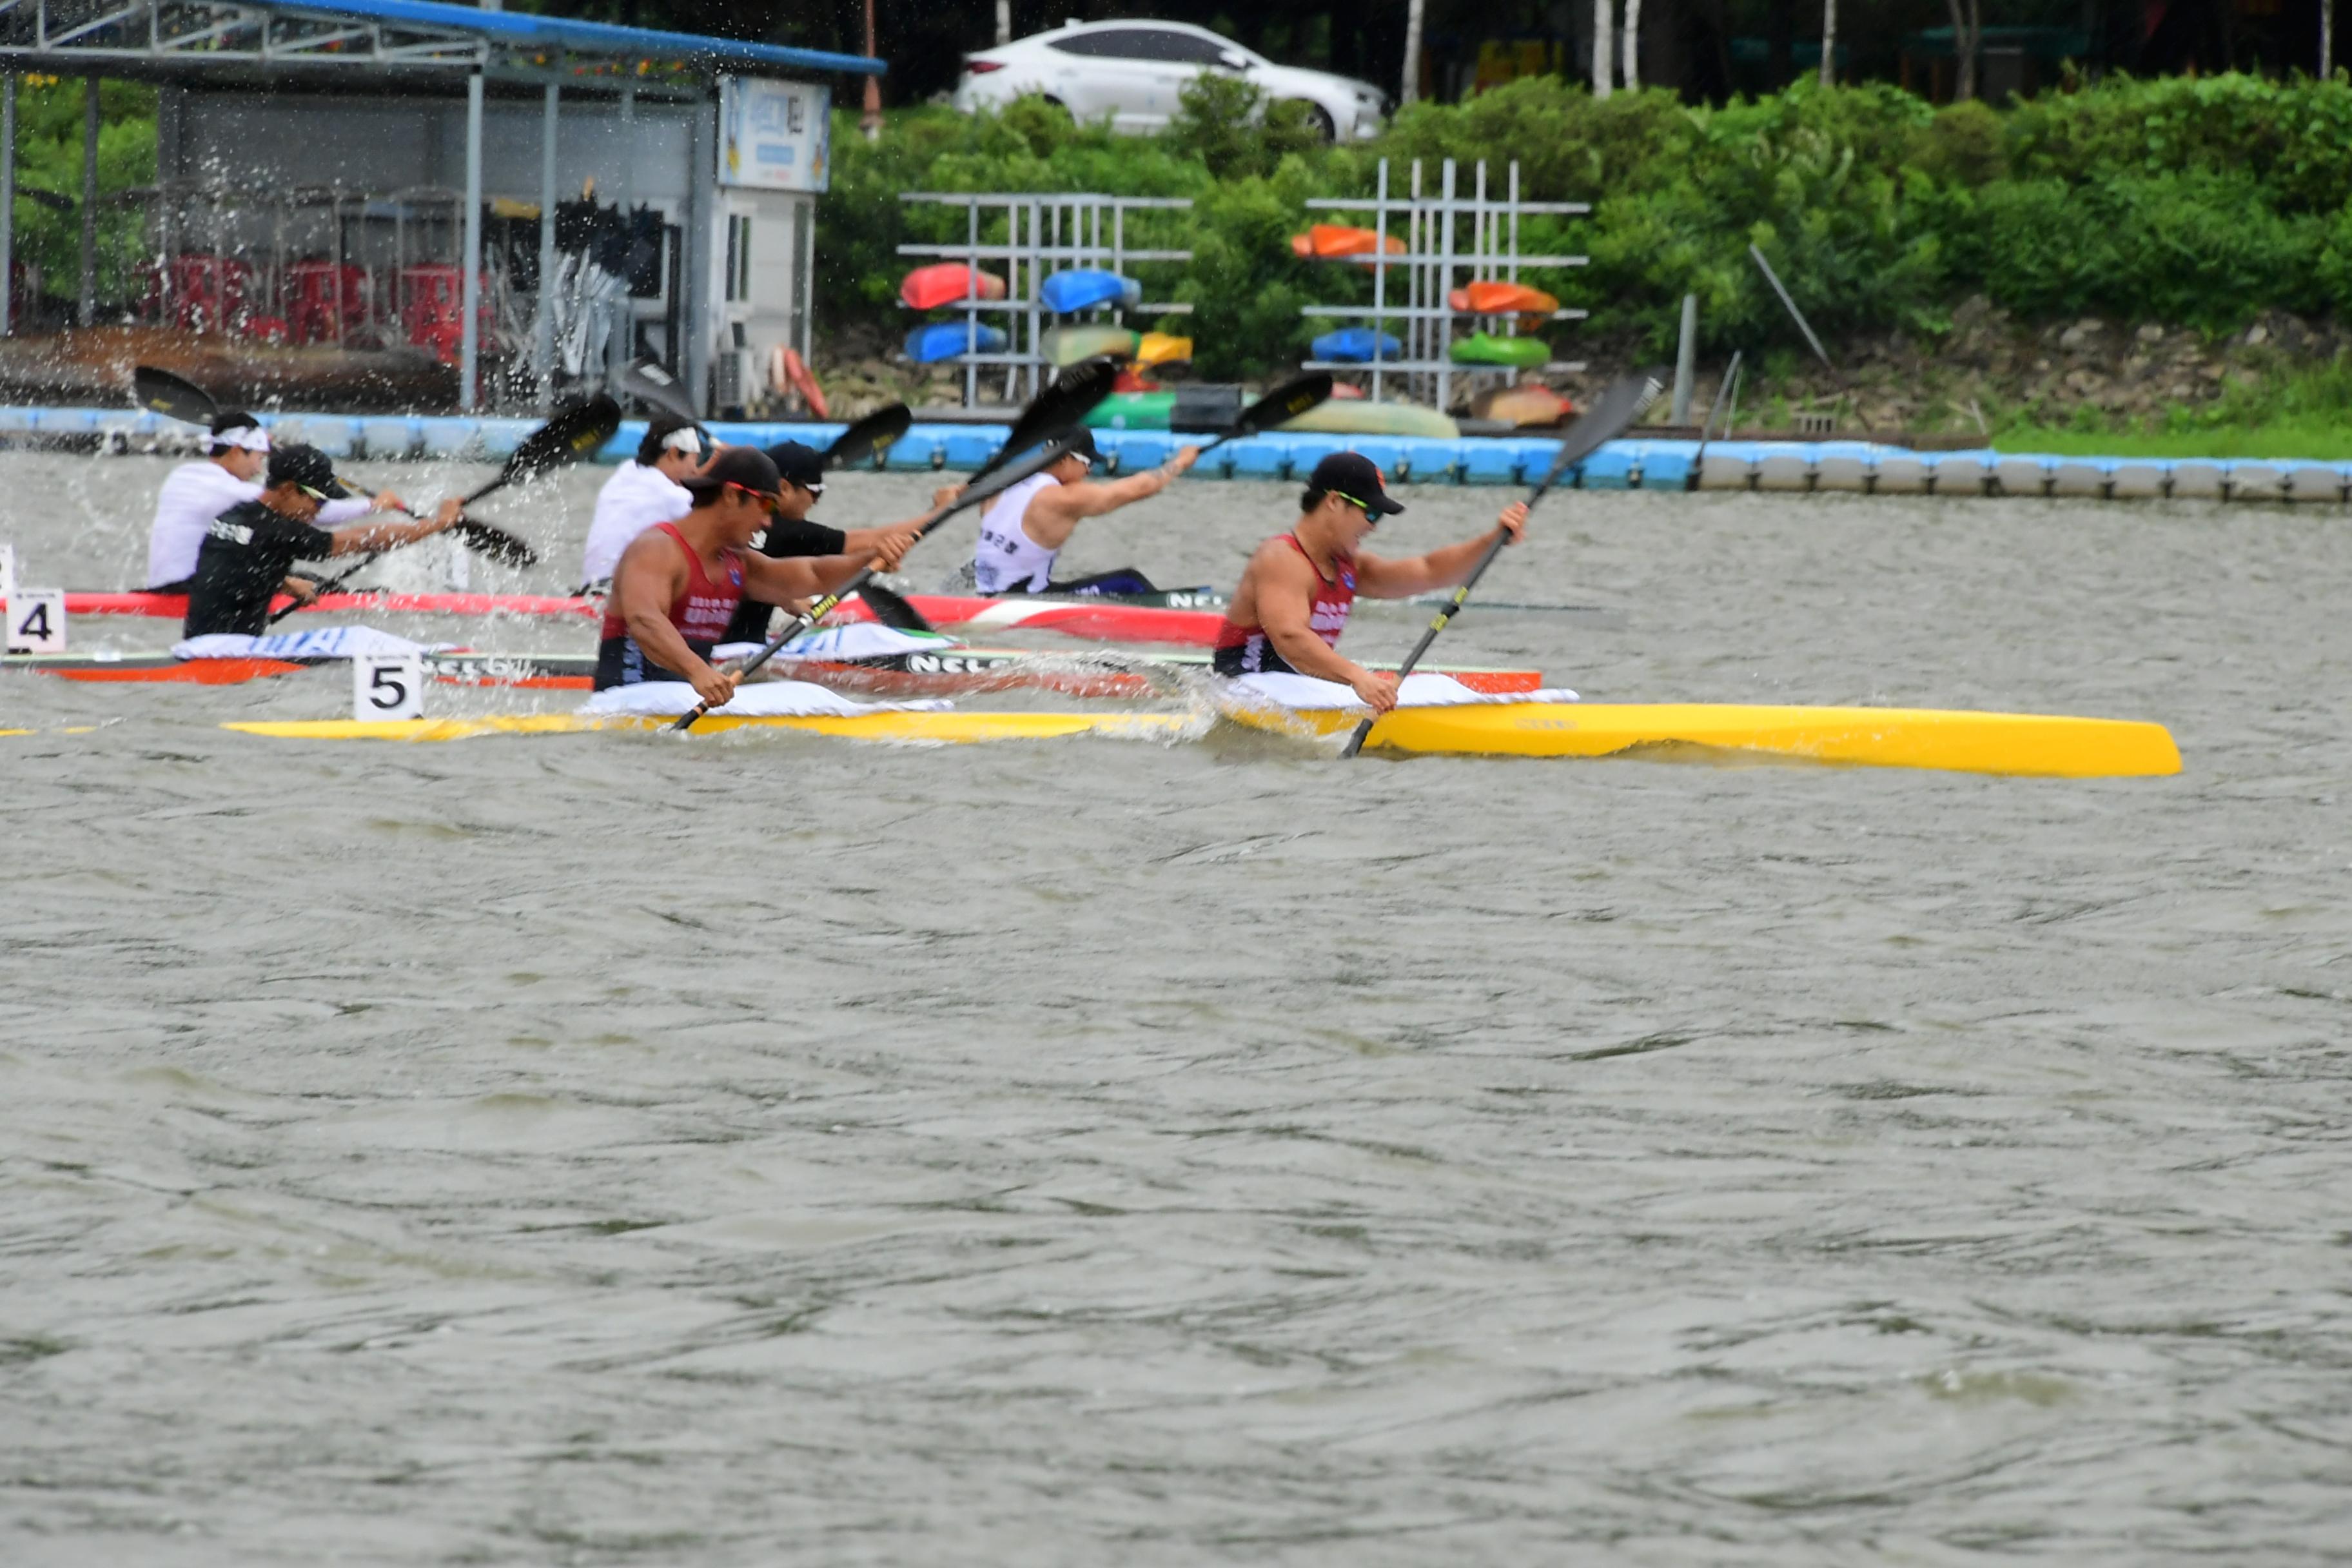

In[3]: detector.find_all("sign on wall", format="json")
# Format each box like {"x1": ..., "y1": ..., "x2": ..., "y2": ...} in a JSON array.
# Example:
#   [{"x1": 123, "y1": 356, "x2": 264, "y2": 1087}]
[{"x1": 718, "y1": 78, "x2": 830, "y2": 194}]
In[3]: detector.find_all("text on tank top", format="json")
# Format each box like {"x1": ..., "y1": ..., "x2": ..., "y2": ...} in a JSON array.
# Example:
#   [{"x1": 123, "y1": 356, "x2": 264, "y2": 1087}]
[
  {"x1": 597, "y1": 522, "x2": 746, "y2": 645},
  {"x1": 972, "y1": 472, "x2": 1063, "y2": 593},
  {"x1": 1210, "y1": 534, "x2": 1357, "y2": 675}
]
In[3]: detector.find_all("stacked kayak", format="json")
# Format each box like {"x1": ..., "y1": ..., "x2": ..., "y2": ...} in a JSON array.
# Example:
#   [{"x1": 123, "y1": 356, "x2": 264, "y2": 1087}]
[
  {"x1": 899, "y1": 264, "x2": 1006, "y2": 309},
  {"x1": 1447, "y1": 281, "x2": 1560, "y2": 317},
  {"x1": 906, "y1": 322, "x2": 1008, "y2": 363},
  {"x1": 1289, "y1": 225, "x2": 1406, "y2": 259},
  {"x1": 1450, "y1": 332, "x2": 1550, "y2": 368},
  {"x1": 1041, "y1": 269, "x2": 1142, "y2": 313},
  {"x1": 1042, "y1": 324, "x2": 1140, "y2": 367},
  {"x1": 1276, "y1": 401, "x2": 1460, "y2": 439},
  {"x1": 1135, "y1": 331, "x2": 1193, "y2": 368},
  {"x1": 1311, "y1": 327, "x2": 1402, "y2": 363}
]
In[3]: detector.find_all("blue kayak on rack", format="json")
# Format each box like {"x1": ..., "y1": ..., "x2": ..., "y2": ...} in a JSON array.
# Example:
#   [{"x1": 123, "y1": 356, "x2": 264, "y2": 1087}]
[
  {"x1": 905, "y1": 322, "x2": 1008, "y2": 363},
  {"x1": 1312, "y1": 327, "x2": 1403, "y2": 363},
  {"x1": 1040, "y1": 269, "x2": 1142, "y2": 313}
]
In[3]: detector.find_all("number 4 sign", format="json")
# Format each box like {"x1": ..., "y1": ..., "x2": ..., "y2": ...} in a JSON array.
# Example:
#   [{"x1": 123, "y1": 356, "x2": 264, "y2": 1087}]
[
  {"x1": 353, "y1": 652, "x2": 424, "y2": 721},
  {"x1": 6, "y1": 589, "x2": 66, "y2": 652}
]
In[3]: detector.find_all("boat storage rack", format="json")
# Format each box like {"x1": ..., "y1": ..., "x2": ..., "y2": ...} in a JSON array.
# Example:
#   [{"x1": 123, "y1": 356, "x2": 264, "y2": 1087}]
[
  {"x1": 1301, "y1": 158, "x2": 1588, "y2": 412},
  {"x1": 897, "y1": 191, "x2": 1193, "y2": 407}
]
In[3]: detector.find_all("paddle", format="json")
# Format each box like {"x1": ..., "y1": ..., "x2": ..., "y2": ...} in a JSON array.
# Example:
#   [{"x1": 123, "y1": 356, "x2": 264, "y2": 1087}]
[
  {"x1": 618, "y1": 358, "x2": 701, "y2": 426},
  {"x1": 970, "y1": 357, "x2": 1121, "y2": 484},
  {"x1": 133, "y1": 365, "x2": 218, "y2": 426},
  {"x1": 819, "y1": 402, "x2": 912, "y2": 470},
  {"x1": 1338, "y1": 367, "x2": 1668, "y2": 760},
  {"x1": 270, "y1": 396, "x2": 620, "y2": 621},
  {"x1": 672, "y1": 433, "x2": 1086, "y2": 732}
]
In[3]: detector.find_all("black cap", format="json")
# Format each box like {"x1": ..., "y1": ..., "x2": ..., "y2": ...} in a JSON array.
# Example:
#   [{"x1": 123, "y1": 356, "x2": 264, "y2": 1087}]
[
  {"x1": 1308, "y1": 451, "x2": 1404, "y2": 515},
  {"x1": 265, "y1": 443, "x2": 351, "y2": 501},
  {"x1": 680, "y1": 446, "x2": 783, "y2": 503},
  {"x1": 1052, "y1": 426, "x2": 1099, "y2": 463},
  {"x1": 765, "y1": 440, "x2": 827, "y2": 491}
]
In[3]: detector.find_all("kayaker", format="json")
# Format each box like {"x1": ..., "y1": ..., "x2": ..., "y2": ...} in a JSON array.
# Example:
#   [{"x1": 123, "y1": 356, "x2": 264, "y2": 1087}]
[
  {"x1": 1212, "y1": 453, "x2": 1529, "y2": 714},
  {"x1": 715, "y1": 439, "x2": 938, "y2": 646},
  {"x1": 597, "y1": 447, "x2": 896, "y2": 708},
  {"x1": 577, "y1": 415, "x2": 714, "y2": 591},
  {"x1": 144, "y1": 411, "x2": 398, "y2": 592},
  {"x1": 181, "y1": 445, "x2": 462, "y2": 639},
  {"x1": 970, "y1": 426, "x2": 1199, "y2": 596}
]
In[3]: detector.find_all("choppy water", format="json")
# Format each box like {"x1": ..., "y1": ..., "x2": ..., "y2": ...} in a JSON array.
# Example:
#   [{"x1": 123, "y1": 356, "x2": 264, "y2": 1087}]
[{"x1": 4, "y1": 453, "x2": 2349, "y2": 1564}]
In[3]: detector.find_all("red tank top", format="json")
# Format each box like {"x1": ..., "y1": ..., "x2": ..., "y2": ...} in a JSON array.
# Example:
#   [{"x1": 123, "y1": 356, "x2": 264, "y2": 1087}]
[
  {"x1": 598, "y1": 522, "x2": 746, "y2": 646},
  {"x1": 1211, "y1": 533, "x2": 1356, "y2": 676}
]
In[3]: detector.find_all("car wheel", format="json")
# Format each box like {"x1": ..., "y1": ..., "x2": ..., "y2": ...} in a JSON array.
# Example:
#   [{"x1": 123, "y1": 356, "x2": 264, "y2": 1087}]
[{"x1": 1290, "y1": 102, "x2": 1337, "y2": 142}]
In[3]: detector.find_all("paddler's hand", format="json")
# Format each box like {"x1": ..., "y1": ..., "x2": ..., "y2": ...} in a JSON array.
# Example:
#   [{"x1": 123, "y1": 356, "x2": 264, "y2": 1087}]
[
  {"x1": 1349, "y1": 667, "x2": 1399, "y2": 714},
  {"x1": 280, "y1": 575, "x2": 320, "y2": 607},
  {"x1": 929, "y1": 483, "x2": 965, "y2": 510},
  {"x1": 369, "y1": 489, "x2": 407, "y2": 516},
  {"x1": 1496, "y1": 500, "x2": 1531, "y2": 543},
  {"x1": 872, "y1": 527, "x2": 921, "y2": 572},
  {"x1": 689, "y1": 663, "x2": 740, "y2": 710},
  {"x1": 431, "y1": 497, "x2": 464, "y2": 532},
  {"x1": 1157, "y1": 446, "x2": 1201, "y2": 488}
]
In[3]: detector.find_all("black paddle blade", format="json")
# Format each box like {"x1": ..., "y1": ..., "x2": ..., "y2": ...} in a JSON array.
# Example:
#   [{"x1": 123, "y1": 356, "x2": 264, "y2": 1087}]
[
  {"x1": 1231, "y1": 371, "x2": 1334, "y2": 438},
  {"x1": 452, "y1": 519, "x2": 540, "y2": 570},
  {"x1": 464, "y1": 395, "x2": 622, "y2": 505},
  {"x1": 133, "y1": 366, "x2": 218, "y2": 425},
  {"x1": 853, "y1": 581, "x2": 935, "y2": 633},
  {"x1": 618, "y1": 358, "x2": 700, "y2": 425},
  {"x1": 972, "y1": 357, "x2": 1120, "y2": 482},
  {"x1": 1533, "y1": 368, "x2": 1671, "y2": 498},
  {"x1": 820, "y1": 403, "x2": 912, "y2": 471}
]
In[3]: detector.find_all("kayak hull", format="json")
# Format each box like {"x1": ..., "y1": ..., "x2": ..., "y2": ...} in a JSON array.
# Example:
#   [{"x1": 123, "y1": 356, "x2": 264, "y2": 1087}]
[
  {"x1": 899, "y1": 264, "x2": 1006, "y2": 309},
  {"x1": 1230, "y1": 701, "x2": 2182, "y2": 778},
  {"x1": 1277, "y1": 402, "x2": 1460, "y2": 440},
  {"x1": 219, "y1": 700, "x2": 2182, "y2": 777},
  {"x1": 66, "y1": 591, "x2": 598, "y2": 619}
]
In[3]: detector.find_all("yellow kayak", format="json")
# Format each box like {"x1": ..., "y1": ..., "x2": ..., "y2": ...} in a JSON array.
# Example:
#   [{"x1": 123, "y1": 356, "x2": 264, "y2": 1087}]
[
  {"x1": 220, "y1": 701, "x2": 2179, "y2": 777},
  {"x1": 1229, "y1": 701, "x2": 2180, "y2": 778}
]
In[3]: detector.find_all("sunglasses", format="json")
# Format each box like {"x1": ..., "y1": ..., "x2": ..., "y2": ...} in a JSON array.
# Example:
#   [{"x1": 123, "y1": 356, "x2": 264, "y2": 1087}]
[
  {"x1": 294, "y1": 483, "x2": 330, "y2": 502},
  {"x1": 1331, "y1": 490, "x2": 1380, "y2": 526},
  {"x1": 726, "y1": 482, "x2": 783, "y2": 507}
]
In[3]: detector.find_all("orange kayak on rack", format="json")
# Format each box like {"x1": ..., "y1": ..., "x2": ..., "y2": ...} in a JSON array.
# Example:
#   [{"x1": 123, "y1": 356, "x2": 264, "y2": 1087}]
[
  {"x1": 1289, "y1": 224, "x2": 1406, "y2": 259},
  {"x1": 1448, "y1": 280, "x2": 1561, "y2": 317}
]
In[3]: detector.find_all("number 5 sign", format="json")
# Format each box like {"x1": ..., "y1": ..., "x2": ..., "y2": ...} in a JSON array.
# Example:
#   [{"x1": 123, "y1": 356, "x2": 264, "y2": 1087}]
[
  {"x1": 353, "y1": 652, "x2": 424, "y2": 721},
  {"x1": 6, "y1": 589, "x2": 66, "y2": 652}
]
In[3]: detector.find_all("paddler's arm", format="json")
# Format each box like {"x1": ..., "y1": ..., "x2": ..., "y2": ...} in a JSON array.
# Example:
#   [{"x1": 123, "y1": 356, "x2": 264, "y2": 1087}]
[
  {"x1": 741, "y1": 551, "x2": 854, "y2": 606},
  {"x1": 1355, "y1": 502, "x2": 1529, "y2": 598},
  {"x1": 615, "y1": 535, "x2": 736, "y2": 709},
  {"x1": 1252, "y1": 540, "x2": 1397, "y2": 713},
  {"x1": 1023, "y1": 447, "x2": 1199, "y2": 549},
  {"x1": 319, "y1": 496, "x2": 465, "y2": 556}
]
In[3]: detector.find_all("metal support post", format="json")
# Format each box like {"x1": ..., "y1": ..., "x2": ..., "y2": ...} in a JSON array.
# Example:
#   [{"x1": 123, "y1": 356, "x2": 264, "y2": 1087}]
[
  {"x1": 612, "y1": 85, "x2": 635, "y2": 382},
  {"x1": 460, "y1": 70, "x2": 484, "y2": 411},
  {"x1": 79, "y1": 77, "x2": 99, "y2": 326},
  {"x1": 536, "y1": 83, "x2": 558, "y2": 408},
  {"x1": 1671, "y1": 293, "x2": 1698, "y2": 424},
  {"x1": 1, "y1": 74, "x2": 15, "y2": 338}
]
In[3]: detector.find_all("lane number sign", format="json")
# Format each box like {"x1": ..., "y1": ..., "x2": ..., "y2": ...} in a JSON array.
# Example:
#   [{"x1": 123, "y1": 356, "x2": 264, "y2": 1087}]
[
  {"x1": 5, "y1": 589, "x2": 66, "y2": 652},
  {"x1": 353, "y1": 652, "x2": 424, "y2": 721}
]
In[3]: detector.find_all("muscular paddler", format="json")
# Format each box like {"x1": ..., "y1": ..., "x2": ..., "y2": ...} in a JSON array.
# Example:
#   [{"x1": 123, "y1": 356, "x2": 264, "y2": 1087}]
[
  {"x1": 1211, "y1": 453, "x2": 1530, "y2": 713},
  {"x1": 596, "y1": 447, "x2": 898, "y2": 707},
  {"x1": 970, "y1": 426, "x2": 1199, "y2": 596}
]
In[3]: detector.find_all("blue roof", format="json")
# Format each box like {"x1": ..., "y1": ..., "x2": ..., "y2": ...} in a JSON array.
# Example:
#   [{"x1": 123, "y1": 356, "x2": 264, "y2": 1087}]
[{"x1": 285, "y1": 0, "x2": 886, "y2": 76}]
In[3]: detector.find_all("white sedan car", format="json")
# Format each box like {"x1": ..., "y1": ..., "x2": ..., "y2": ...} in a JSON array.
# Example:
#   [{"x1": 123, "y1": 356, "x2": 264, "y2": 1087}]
[{"x1": 952, "y1": 20, "x2": 1386, "y2": 141}]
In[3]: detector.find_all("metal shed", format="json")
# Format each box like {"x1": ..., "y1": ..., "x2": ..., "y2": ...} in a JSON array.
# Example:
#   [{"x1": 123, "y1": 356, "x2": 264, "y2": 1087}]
[{"x1": 0, "y1": 0, "x2": 884, "y2": 413}]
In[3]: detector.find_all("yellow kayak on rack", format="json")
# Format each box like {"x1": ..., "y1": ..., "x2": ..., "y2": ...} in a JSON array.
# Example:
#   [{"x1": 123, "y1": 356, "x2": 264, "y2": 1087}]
[
  {"x1": 1228, "y1": 701, "x2": 2180, "y2": 778},
  {"x1": 220, "y1": 701, "x2": 2180, "y2": 778}
]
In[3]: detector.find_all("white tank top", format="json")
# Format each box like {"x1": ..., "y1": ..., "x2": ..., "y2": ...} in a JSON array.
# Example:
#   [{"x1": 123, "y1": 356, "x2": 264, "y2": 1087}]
[{"x1": 972, "y1": 473, "x2": 1062, "y2": 594}]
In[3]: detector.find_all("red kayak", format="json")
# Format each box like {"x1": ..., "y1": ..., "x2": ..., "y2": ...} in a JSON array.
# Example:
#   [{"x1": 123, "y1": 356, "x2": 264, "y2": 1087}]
[
  {"x1": 827, "y1": 593, "x2": 1224, "y2": 647},
  {"x1": 66, "y1": 591, "x2": 600, "y2": 619}
]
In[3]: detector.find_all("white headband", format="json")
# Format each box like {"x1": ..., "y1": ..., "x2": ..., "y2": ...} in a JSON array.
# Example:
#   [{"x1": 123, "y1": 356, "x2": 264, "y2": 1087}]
[
  {"x1": 662, "y1": 427, "x2": 705, "y2": 456},
  {"x1": 216, "y1": 425, "x2": 271, "y2": 454}
]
